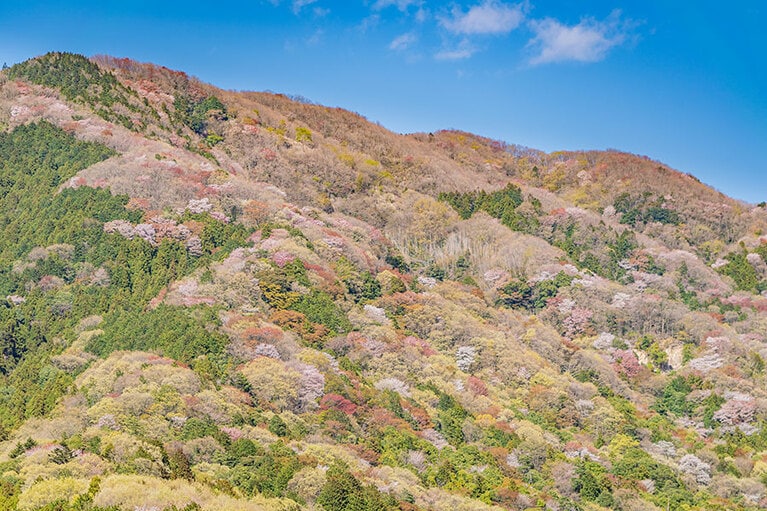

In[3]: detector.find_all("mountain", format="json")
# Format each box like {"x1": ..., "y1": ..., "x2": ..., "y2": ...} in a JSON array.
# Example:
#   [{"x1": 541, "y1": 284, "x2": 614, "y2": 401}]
[{"x1": 0, "y1": 51, "x2": 767, "y2": 511}]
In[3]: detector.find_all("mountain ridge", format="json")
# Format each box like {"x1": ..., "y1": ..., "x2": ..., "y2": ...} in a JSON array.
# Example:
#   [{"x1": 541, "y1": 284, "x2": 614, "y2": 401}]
[{"x1": 0, "y1": 52, "x2": 766, "y2": 511}]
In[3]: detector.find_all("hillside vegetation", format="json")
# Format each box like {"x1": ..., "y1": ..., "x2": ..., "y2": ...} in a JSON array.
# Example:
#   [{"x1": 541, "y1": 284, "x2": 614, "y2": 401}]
[{"x1": 0, "y1": 52, "x2": 767, "y2": 511}]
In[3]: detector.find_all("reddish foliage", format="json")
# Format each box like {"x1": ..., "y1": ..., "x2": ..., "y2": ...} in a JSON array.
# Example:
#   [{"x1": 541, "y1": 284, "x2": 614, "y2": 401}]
[
  {"x1": 561, "y1": 339, "x2": 580, "y2": 351},
  {"x1": 721, "y1": 364, "x2": 743, "y2": 378},
  {"x1": 243, "y1": 326, "x2": 284, "y2": 345},
  {"x1": 708, "y1": 312, "x2": 725, "y2": 323},
  {"x1": 304, "y1": 262, "x2": 338, "y2": 285},
  {"x1": 370, "y1": 408, "x2": 412, "y2": 430},
  {"x1": 126, "y1": 197, "x2": 150, "y2": 211},
  {"x1": 469, "y1": 287, "x2": 485, "y2": 300},
  {"x1": 182, "y1": 395, "x2": 200, "y2": 408},
  {"x1": 402, "y1": 403, "x2": 432, "y2": 429},
  {"x1": 243, "y1": 200, "x2": 270, "y2": 225},
  {"x1": 302, "y1": 323, "x2": 330, "y2": 347},
  {"x1": 347, "y1": 443, "x2": 380, "y2": 464},
  {"x1": 14, "y1": 81, "x2": 32, "y2": 94},
  {"x1": 320, "y1": 394, "x2": 358, "y2": 415},
  {"x1": 322, "y1": 420, "x2": 349, "y2": 439},
  {"x1": 493, "y1": 487, "x2": 520, "y2": 506},
  {"x1": 613, "y1": 349, "x2": 641, "y2": 378},
  {"x1": 146, "y1": 354, "x2": 172, "y2": 365},
  {"x1": 466, "y1": 376, "x2": 489, "y2": 396},
  {"x1": 269, "y1": 310, "x2": 307, "y2": 330},
  {"x1": 184, "y1": 220, "x2": 206, "y2": 236},
  {"x1": 402, "y1": 336, "x2": 437, "y2": 356},
  {"x1": 147, "y1": 288, "x2": 168, "y2": 309}
]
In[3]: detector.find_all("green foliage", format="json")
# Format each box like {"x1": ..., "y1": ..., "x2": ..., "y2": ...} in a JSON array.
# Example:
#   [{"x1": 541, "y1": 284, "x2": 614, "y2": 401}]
[
  {"x1": 574, "y1": 460, "x2": 613, "y2": 505},
  {"x1": 439, "y1": 183, "x2": 522, "y2": 219},
  {"x1": 434, "y1": 391, "x2": 469, "y2": 446},
  {"x1": 426, "y1": 264, "x2": 446, "y2": 281},
  {"x1": 190, "y1": 213, "x2": 251, "y2": 256},
  {"x1": 48, "y1": 445, "x2": 75, "y2": 465},
  {"x1": 290, "y1": 291, "x2": 351, "y2": 335},
  {"x1": 0, "y1": 122, "x2": 132, "y2": 263},
  {"x1": 225, "y1": 440, "x2": 301, "y2": 499},
  {"x1": 421, "y1": 445, "x2": 503, "y2": 502},
  {"x1": 702, "y1": 393, "x2": 726, "y2": 429},
  {"x1": 317, "y1": 460, "x2": 395, "y2": 511},
  {"x1": 611, "y1": 446, "x2": 689, "y2": 505},
  {"x1": 496, "y1": 271, "x2": 573, "y2": 311},
  {"x1": 384, "y1": 252, "x2": 409, "y2": 272},
  {"x1": 551, "y1": 221, "x2": 641, "y2": 282},
  {"x1": 614, "y1": 192, "x2": 680, "y2": 226},
  {"x1": 336, "y1": 257, "x2": 381, "y2": 303},
  {"x1": 652, "y1": 376, "x2": 693, "y2": 416},
  {"x1": 9, "y1": 52, "x2": 157, "y2": 130},
  {"x1": 717, "y1": 251, "x2": 760, "y2": 291},
  {"x1": 269, "y1": 414, "x2": 289, "y2": 437},
  {"x1": 439, "y1": 183, "x2": 531, "y2": 231},
  {"x1": 608, "y1": 230, "x2": 638, "y2": 262},
  {"x1": 0, "y1": 353, "x2": 74, "y2": 431},
  {"x1": 173, "y1": 94, "x2": 227, "y2": 136},
  {"x1": 9, "y1": 438, "x2": 36, "y2": 458},
  {"x1": 295, "y1": 126, "x2": 313, "y2": 143},
  {"x1": 181, "y1": 418, "x2": 224, "y2": 442},
  {"x1": 85, "y1": 305, "x2": 227, "y2": 366}
]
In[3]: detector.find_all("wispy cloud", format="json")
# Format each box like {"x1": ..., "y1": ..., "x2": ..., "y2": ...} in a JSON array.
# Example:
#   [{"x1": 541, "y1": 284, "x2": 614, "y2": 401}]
[
  {"x1": 441, "y1": 1, "x2": 526, "y2": 35},
  {"x1": 307, "y1": 28, "x2": 323, "y2": 46},
  {"x1": 389, "y1": 32, "x2": 417, "y2": 51},
  {"x1": 435, "y1": 40, "x2": 477, "y2": 61},
  {"x1": 528, "y1": 11, "x2": 628, "y2": 65},
  {"x1": 373, "y1": 0, "x2": 421, "y2": 11},
  {"x1": 268, "y1": 0, "x2": 322, "y2": 15},
  {"x1": 292, "y1": 0, "x2": 318, "y2": 13}
]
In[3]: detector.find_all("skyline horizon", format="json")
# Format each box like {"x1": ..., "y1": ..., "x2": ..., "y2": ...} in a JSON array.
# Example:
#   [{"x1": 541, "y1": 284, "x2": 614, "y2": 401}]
[{"x1": 1, "y1": 1, "x2": 765, "y2": 203}]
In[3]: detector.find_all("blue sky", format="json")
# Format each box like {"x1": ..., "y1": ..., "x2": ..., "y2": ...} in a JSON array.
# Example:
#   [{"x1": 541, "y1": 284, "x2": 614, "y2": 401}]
[{"x1": 1, "y1": 1, "x2": 765, "y2": 202}]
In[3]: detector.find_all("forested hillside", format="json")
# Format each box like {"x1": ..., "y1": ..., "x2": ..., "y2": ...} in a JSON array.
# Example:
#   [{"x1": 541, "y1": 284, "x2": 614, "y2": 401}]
[{"x1": 0, "y1": 52, "x2": 767, "y2": 511}]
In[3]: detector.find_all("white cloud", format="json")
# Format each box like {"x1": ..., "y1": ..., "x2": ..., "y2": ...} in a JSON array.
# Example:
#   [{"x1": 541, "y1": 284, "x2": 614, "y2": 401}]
[
  {"x1": 435, "y1": 40, "x2": 477, "y2": 60},
  {"x1": 435, "y1": 48, "x2": 475, "y2": 60},
  {"x1": 389, "y1": 32, "x2": 417, "y2": 51},
  {"x1": 528, "y1": 11, "x2": 628, "y2": 64},
  {"x1": 441, "y1": 1, "x2": 526, "y2": 35}
]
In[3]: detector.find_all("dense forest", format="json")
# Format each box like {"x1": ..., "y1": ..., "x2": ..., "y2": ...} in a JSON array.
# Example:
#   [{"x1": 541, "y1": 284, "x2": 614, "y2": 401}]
[{"x1": 0, "y1": 52, "x2": 766, "y2": 511}]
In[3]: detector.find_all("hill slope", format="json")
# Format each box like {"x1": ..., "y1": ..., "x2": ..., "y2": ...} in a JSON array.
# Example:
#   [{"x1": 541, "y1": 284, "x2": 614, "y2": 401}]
[{"x1": 0, "y1": 52, "x2": 767, "y2": 511}]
